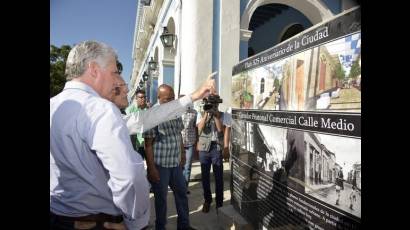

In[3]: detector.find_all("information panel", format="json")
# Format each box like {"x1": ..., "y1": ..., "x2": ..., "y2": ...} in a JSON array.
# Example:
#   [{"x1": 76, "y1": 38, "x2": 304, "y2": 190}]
[{"x1": 230, "y1": 7, "x2": 361, "y2": 230}]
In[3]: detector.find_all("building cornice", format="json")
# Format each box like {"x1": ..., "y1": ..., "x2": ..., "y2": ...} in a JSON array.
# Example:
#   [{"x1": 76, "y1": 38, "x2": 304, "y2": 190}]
[{"x1": 240, "y1": 29, "x2": 253, "y2": 42}]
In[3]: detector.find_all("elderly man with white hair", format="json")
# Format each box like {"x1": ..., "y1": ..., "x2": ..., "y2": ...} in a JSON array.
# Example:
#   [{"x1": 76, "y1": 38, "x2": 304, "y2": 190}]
[{"x1": 50, "y1": 40, "x2": 216, "y2": 230}]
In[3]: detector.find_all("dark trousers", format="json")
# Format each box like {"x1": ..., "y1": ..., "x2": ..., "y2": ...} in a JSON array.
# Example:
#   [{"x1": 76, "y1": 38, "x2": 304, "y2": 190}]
[
  {"x1": 199, "y1": 143, "x2": 224, "y2": 207},
  {"x1": 150, "y1": 165, "x2": 190, "y2": 230},
  {"x1": 50, "y1": 213, "x2": 108, "y2": 230}
]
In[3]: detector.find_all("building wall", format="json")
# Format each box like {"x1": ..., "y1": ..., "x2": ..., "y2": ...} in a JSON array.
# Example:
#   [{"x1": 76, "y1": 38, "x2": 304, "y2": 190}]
[
  {"x1": 248, "y1": 68, "x2": 275, "y2": 108},
  {"x1": 322, "y1": 150, "x2": 332, "y2": 183},
  {"x1": 302, "y1": 46, "x2": 339, "y2": 106},
  {"x1": 281, "y1": 52, "x2": 309, "y2": 111},
  {"x1": 318, "y1": 47, "x2": 338, "y2": 94},
  {"x1": 328, "y1": 154, "x2": 336, "y2": 182},
  {"x1": 304, "y1": 48, "x2": 319, "y2": 103},
  {"x1": 163, "y1": 65, "x2": 175, "y2": 88},
  {"x1": 280, "y1": 46, "x2": 340, "y2": 111},
  {"x1": 212, "y1": 0, "x2": 221, "y2": 91},
  {"x1": 131, "y1": 0, "x2": 358, "y2": 110},
  {"x1": 304, "y1": 133, "x2": 337, "y2": 186},
  {"x1": 304, "y1": 133, "x2": 321, "y2": 185}
]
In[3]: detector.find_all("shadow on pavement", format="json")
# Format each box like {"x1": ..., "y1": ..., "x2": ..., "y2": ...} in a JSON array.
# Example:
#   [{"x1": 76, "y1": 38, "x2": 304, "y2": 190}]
[{"x1": 147, "y1": 161, "x2": 233, "y2": 230}]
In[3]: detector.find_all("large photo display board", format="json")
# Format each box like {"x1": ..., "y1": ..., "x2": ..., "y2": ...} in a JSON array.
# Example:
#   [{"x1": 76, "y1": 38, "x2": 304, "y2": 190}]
[{"x1": 230, "y1": 7, "x2": 361, "y2": 230}]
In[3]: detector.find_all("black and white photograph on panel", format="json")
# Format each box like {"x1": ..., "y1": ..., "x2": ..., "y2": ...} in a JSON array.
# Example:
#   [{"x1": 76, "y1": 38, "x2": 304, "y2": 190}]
[{"x1": 304, "y1": 133, "x2": 361, "y2": 218}]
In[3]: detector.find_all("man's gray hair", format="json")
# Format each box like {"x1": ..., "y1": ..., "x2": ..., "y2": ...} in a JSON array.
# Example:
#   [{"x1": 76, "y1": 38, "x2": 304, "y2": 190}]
[{"x1": 65, "y1": 40, "x2": 118, "y2": 80}]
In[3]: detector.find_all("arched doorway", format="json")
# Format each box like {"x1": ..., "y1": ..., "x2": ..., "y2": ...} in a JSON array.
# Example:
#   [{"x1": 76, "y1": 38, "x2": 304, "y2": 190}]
[
  {"x1": 241, "y1": 0, "x2": 333, "y2": 30},
  {"x1": 248, "y1": 47, "x2": 255, "y2": 58},
  {"x1": 279, "y1": 23, "x2": 304, "y2": 42},
  {"x1": 247, "y1": 3, "x2": 313, "y2": 55},
  {"x1": 240, "y1": 0, "x2": 334, "y2": 59}
]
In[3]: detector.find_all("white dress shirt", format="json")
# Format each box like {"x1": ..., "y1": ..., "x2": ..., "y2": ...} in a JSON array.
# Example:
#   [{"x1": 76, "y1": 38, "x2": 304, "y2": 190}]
[
  {"x1": 123, "y1": 97, "x2": 191, "y2": 135},
  {"x1": 50, "y1": 81, "x2": 193, "y2": 229}
]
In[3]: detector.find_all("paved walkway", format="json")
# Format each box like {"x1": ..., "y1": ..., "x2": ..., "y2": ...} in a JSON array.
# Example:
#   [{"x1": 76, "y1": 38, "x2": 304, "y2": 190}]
[{"x1": 146, "y1": 160, "x2": 239, "y2": 229}]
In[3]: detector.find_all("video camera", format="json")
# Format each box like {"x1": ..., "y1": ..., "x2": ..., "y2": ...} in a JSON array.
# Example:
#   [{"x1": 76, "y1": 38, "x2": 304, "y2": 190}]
[{"x1": 203, "y1": 94, "x2": 223, "y2": 114}]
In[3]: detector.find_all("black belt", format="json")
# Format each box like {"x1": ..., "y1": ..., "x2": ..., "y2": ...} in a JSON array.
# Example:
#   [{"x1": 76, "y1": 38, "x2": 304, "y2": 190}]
[{"x1": 50, "y1": 212, "x2": 123, "y2": 223}]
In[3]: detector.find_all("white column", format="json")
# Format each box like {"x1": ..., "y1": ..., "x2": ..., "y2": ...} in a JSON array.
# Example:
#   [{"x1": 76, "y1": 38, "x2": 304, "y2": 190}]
[
  {"x1": 174, "y1": 4, "x2": 182, "y2": 96},
  {"x1": 158, "y1": 43, "x2": 164, "y2": 86},
  {"x1": 219, "y1": 0, "x2": 240, "y2": 112},
  {"x1": 180, "y1": 0, "x2": 213, "y2": 100}
]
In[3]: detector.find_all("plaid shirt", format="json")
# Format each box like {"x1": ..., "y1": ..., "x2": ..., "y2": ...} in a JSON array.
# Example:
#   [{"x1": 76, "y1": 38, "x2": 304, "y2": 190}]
[
  {"x1": 181, "y1": 108, "x2": 197, "y2": 147},
  {"x1": 143, "y1": 117, "x2": 184, "y2": 168}
]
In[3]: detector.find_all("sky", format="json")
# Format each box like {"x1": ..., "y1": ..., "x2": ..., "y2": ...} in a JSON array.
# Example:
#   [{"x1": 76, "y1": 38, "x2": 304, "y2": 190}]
[
  {"x1": 324, "y1": 33, "x2": 361, "y2": 77},
  {"x1": 50, "y1": 0, "x2": 138, "y2": 86}
]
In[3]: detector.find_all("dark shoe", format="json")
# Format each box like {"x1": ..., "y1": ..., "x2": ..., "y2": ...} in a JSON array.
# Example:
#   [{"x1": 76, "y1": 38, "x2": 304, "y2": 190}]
[
  {"x1": 202, "y1": 202, "x2": 210, "y2": 213},
  {"x1": 186, "y1": 190, "x2": 190, "y2": 195}
]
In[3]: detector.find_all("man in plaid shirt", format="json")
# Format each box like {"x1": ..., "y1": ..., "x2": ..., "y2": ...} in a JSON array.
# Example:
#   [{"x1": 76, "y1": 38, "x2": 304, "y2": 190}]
[
  {"x1": 144, "y1": 85, "x2": 195, "y2": 230},
  {"x1": 180, "y1": 94, "x2": 198, "y2": 194}
]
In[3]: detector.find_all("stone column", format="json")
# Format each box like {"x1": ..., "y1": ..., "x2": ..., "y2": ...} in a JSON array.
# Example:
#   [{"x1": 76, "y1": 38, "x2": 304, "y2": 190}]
[
  {"x1": 219, "y1": 0, "x2": 240, "y2": 112},
  {"x1": 180, "y1": 0, "x2": 213, "y2": 99}
]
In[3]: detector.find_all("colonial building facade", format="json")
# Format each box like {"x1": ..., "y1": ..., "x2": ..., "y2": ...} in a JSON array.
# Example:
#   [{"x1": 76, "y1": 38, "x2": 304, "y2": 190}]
[{"x1": 130, "y1": 0, "x2": 359, "y2": 110}]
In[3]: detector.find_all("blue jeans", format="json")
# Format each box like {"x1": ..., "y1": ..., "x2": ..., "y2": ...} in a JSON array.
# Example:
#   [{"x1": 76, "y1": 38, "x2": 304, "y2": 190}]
[
  {"x1": 151, "y1": 165, "x2": 190, "y2": 230},
  {"x1": 183, "y1": 145, "x2": 194, "y2": 185},
  {"x1": 199, "y1": 143, "x2": 224, "y2": 207}
]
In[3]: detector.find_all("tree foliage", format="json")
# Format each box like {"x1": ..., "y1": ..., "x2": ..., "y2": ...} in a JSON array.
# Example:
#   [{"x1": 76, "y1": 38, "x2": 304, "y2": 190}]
[
  {"x1": 349, "y1": 59, "x2": 361, "y2": 79},
  {"x1": 50, "y1": 44, "x2": 71, "y2": 97},
  {"x1": 274, "y1": 78, "x2": 280, "y2": 92},
  {"x1": 333, "y1": 61, "x2": 346, "y2": 80}
]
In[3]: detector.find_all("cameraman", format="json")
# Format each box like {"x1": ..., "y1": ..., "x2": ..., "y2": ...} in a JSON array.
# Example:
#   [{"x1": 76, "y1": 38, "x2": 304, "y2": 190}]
[{"x1": 196, "y1": 95, "x2": 229, "y2": 213}]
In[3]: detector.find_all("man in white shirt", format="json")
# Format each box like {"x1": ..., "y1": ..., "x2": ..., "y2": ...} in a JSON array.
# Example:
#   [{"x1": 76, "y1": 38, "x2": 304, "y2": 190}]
[
  {"x1": 50, "y1": 40, "x2": 216, "y2": 230},
  {"x1": 112, "y1": 77, "x2": 129, "y2": 110}
]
